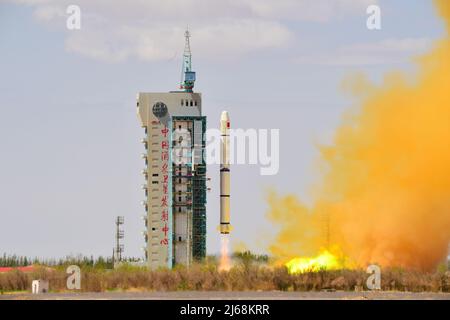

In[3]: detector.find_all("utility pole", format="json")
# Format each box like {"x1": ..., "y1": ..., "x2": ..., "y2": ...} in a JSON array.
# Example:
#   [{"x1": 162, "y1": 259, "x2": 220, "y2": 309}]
[{"x1": 115, "y1": 216, "x2": 124, "y2": 264}]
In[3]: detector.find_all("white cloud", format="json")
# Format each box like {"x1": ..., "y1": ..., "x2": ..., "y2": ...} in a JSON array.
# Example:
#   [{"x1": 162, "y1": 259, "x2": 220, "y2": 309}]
[
  {"x1": 7, "y1": 0, "x2": 377, "y2": 62},
  {"x1": 238, "y1": 0, "x2": 377, "y2": 22},
  {"x1": 295, "y1": 38, "x2": 433, "y2": 66},
  {"x1": 63, "y1": 20, "x2": 292, "y2": 63},
  {"x1": 32, "y1": 5, "x2": 64, "y2": 22}
]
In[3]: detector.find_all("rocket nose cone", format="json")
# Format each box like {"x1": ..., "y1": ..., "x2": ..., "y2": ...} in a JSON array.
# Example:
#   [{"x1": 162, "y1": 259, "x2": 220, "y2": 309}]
[{"x1": 221, "y1": 111, "x2": 230, "y2": 121}]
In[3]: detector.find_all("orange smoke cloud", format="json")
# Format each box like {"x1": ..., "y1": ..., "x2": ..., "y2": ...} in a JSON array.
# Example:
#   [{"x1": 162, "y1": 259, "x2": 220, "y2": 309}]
[{"x1": 268, "y1": 0, "x2": 450, "y2": 271}]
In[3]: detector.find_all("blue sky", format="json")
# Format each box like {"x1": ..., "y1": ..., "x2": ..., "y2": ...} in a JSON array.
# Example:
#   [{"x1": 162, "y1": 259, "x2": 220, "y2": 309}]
[{"x1": 0, "y1": 0, "x2": 446, "y2": 259}]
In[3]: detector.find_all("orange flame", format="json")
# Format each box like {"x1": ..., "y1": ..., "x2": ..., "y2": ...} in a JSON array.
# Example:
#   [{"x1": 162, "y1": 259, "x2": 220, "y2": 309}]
[
  {"x1": 286, "y1": 250, "x2": 341, "y2": 274},
  {"x1": 218, "y1": 234, "x2": 231, "y2": 272}
]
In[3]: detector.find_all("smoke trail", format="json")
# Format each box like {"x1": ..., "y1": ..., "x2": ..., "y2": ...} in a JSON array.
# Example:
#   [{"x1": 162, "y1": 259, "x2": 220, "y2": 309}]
[
  {"x1": 219, "y1": 234, "x2": 231, "y2": 271},
  {"x1": 268, "y1": 0, "x2": 450, "y2": 271}
]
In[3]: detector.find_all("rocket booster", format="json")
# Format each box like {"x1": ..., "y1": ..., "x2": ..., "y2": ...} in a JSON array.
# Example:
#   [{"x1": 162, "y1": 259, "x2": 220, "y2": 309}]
[{"x1": 219, "y1": 111, "x2": 232, "y2": 234}]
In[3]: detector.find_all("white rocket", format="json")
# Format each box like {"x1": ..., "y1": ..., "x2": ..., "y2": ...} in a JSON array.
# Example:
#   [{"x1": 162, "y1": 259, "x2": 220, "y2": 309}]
[{"x1": 219, "y1": 111, "x2": 232, "y2": 234}]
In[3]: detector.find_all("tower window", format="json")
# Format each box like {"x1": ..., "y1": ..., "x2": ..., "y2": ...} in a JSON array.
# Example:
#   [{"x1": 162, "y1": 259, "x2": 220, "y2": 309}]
[
  {"x1": 190, "y1": 100, "x2": 193, "y2": 107},
  {"x1": 194, "y1": 101, "x2": 198, "y2": 106},
  {"x1": 181, "y1": 100, "x2": 184, "y2": 106}
]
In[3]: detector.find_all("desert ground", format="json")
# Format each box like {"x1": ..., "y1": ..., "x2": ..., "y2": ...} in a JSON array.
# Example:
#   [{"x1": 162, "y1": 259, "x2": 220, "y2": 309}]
[{"x1": 1, "y1": 290, "x2": 450, "y2": 300}]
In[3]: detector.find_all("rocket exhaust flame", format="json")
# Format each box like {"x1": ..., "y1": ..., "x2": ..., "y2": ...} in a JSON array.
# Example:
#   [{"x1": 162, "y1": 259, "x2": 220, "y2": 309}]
[
  {"x1": 285, "y1": 250, "x2": 341, "y2": 274},
  {"x1": 269, "y1": 0, "x2": 450, "y2": 271},
  {"x1": 219, "y1": 234, "x2": 231, "y2": 272}
]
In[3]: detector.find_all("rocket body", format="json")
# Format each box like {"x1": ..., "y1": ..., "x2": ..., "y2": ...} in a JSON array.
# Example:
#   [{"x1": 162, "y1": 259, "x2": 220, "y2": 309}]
[{"x1": 219, "y1": 111, "x2": 232, "y2": 234}]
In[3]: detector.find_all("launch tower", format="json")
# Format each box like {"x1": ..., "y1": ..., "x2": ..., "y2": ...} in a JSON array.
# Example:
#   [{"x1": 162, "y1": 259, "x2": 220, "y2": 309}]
[{"x1": 136, "y1": 30, "x2": 207, "y2": 269}]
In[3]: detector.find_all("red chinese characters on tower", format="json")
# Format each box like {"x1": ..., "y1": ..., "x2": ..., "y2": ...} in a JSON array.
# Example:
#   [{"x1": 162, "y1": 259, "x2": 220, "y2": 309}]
[
  {"x1": 160, "y1": 223, "x2": 169, "y2": 245},
  {"x1": 162, "y1": 224, "x2": 169, "y2": 237},
  {"x1": 161, "y1": 195, "x2": 168, "y2": 207},
  {"x1": 159, "y1": 125, "x2": 170, "y2": 247},
  {"x1": 161, "y1": 126, "x2": 169, "y2": 138},
  {"x1": 161, "y1": 209, "x2": 169, "y2": 222}
]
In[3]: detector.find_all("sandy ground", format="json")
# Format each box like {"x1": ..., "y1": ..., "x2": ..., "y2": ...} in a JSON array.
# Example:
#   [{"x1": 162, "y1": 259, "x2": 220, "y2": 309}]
[{"x1": 1, "y1": 291, "x2": 450, "y2": 300}]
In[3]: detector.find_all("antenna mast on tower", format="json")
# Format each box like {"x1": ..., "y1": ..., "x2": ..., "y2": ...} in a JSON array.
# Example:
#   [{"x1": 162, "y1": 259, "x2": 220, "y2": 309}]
[{"x1": 180, "y1": 28, "x2": 196, "y2": 92}]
